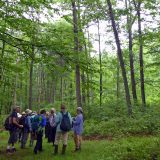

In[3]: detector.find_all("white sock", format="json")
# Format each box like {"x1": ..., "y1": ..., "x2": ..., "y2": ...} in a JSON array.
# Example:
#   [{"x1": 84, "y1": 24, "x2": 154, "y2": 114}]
[
  {"x1": 7, "y1": 146, "x2": 10, "y2": 149},
  {"x1": 12, "y1": 146, "x2": 15, "y2": 149}
]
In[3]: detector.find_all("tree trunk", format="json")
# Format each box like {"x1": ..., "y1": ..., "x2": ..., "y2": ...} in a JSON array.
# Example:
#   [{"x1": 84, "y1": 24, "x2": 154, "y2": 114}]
[
  {"x1": 72, "y1": 0, "x2": 82, "y2": 108},
  {"x1": 97, "y1": 19, "x2": 103, "y2": 107},
  {"x1": 125, "y1": 0, "x2": 137, "y2": 103},
  {"x1": 28, "y1": 46, "x2": 34, "y2": 110},
  {"x1": 81, "y1": 71, "x2": 86, "y2": 106},
  {"x1": 137, "y1": 2, "x2": 146, "y2": 109},
  {"x1": 107, "y1": 0, "x2": 132, "y2": 115},
  {"x1": 60, "y1": 76, "x2": 63, "y2": 103},
  {"x1": 0, "y1": 41, "x2": 5, "y2": 82},
  {"x1": 116, "y1": 61, "x2": 120, "y2": 100}
]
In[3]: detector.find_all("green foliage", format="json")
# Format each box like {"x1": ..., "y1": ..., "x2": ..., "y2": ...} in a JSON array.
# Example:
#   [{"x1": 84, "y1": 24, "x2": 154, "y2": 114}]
[{"x1": 84, "y1": 105, "x2": 160, "y2": 137}]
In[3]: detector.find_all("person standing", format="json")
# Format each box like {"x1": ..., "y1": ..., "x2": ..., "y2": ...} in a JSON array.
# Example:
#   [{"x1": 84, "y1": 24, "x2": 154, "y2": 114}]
[
  {"x1": 6, "y1": 106, "x2": 23, "y2": 154},
  {"x1": 30, "y1": 111, "x2": 37, "y2": 147},
  {"x1": 20, "y1": 109, "x2": 32, "y2": 149},
  {"x1": 48, "y1": 108, "x2": 57, "y2": 145},
  {"x1": 72, "y1": 107, "x2": 84, "y2": 151},
  {"x1": 54, "y1": 104, "x2": 72, "y2": 155},
  {"x1": 34, "y1": 109, "x2": 46, "y2": 154},
  {"x1": 45, "y1": 111, "x2": 50, "y2": 139}
]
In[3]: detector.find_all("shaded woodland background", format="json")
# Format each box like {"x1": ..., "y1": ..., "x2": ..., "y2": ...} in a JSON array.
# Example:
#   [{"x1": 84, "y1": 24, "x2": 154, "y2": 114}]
[{"x1": 0, "y1": 0, "x2": 160, "y2": 118}]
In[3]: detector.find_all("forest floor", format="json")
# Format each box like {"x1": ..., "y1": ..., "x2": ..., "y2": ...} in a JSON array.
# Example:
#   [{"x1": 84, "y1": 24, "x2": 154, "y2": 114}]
[{"x1": 0, "y1": 131, "x2": 160, "y2": 160}]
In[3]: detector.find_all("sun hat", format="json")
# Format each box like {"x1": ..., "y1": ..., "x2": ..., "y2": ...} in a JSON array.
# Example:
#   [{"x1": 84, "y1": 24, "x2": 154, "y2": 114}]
[
  {"x1": 25, "y1": 109, "x2": 32, "y2": 114},
  {"x1": 77, "y1": 107, "x2": 83, "y2": 113}
]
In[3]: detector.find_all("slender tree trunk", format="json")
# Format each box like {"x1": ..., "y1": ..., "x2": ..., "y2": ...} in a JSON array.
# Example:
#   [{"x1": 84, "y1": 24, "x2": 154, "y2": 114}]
[
  {"x1": 72, "y1": 0, "x2": 82, "y2": 108},
  {"x1": 0, "y1": 41, "x2": 5, "y2": 83},
  {"x1": 81, "y1": 71, "x2": 86, "y2": 105},
  {"x1": 60, "y1": 76, "x2": 63, "y2": 103},
  {"x1": 13, "y1": 59, "x2": 19, "y2": 106},
  {"x1": 97, "y1": 19, "x2": 103, "y2": 107},
  {"x1": 86, "y1": 28, "x2": 91, "y2": 105},
  {"x1": 116, "y1": 61, "x2": 120, "y2": 100},
  {"x1": 28, "y1": 46, "x2": 34, "y2": 110},
  {"x1": 137, "y1": 2, "x2": 146, "y2": 109},
  {"x1": 107, "y1": 0, "x2": 132, "y2": 115},
  {"x1": 125, "y1": 0, "x2": 137, "y2": 103},
  {"x1": 37, "y1": 64, "x2": 42, "y2": 112},
  {"x1": 51, "y1": 81, "x2": 55, "y2": 104}
]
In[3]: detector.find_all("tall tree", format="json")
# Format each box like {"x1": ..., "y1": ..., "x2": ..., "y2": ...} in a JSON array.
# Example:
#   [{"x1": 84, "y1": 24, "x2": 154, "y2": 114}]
[
  {"x1": 71, "y1": 0, "x2": 82, "y2": 108},
  {"x1": 133, "y1": 0, "x2": 146, "y2": 109},
  {"x1": 97, "y1": 19, "x2": 103, "y2": 107},
  {"x1": 28, "y1": 46, "x2": 34, "y2": 110},
  {"x1": 125, "y1": 0, "x2": 137, "y2": 103},
  {"x1": 107, "y1": 0, "x2": 132, "y2": 115}
]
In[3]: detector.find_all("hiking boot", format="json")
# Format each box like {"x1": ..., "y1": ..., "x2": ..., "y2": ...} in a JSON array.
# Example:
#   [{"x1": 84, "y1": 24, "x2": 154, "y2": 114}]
[
  {"x1": 6, "y1": 149, "x2": 12, "y2": 154},
  {"x1": 54, "y1": 145, "x2": 58, "y2": 155},
  {"x1": 73, "y1": 147, "x2": 80, "y2": 152},
  {"x1": 61, "y1": 145, "x2": 67, "y2": 155},
  {"x1": 34, "y1": 149, "x2": 37, "y2": 154},
  {"x1": 11, "y1": 148, "x2": 16, "y2": 153}
]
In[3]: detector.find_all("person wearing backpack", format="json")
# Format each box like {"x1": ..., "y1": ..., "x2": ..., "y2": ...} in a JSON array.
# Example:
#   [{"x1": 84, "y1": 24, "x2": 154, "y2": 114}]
[
  {"x1": 72, "y1": 107, "x2": 84, "y2": 151},
  {"x1": 30, "y1": 111, "x2": 37, "y2": 147},
  {"x1": 33, "y1": 109, "x2": 46, "y2": 154},
  {"x1": 6, "y1": 106, "x2": 23, "y2": 154},
  {"x1": 54, "y1": 104, "x2": 72, "y2": 155}
]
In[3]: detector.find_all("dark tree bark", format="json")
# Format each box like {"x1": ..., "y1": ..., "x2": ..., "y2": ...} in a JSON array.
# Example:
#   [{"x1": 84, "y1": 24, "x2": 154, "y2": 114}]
[
  {"x1": 125, "y1": 0, "x2": 137, "y2": 103},
  {"x1": 107, "y1": 0, "x2": 132, "y2": 115},
  {"x1": 28, "y1": 46, "x2": 34, "y2": 110},
  {"x1": 137, "y1": 2, "x2": 146, "y2": 109},
  {"x1": 116, "y1": 61, "x2": 120, "y2": 100},
  {"x1": 72, "y1": 0, "x2": 82, "y2": 108},
  {"x1": 133, "y1": 0, "x2": 146, "y2": 109}
]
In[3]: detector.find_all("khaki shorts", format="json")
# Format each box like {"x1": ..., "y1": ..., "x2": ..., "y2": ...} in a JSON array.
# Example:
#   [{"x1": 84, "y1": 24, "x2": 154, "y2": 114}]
[{"x1": 54, "y1": 132, "x2": 68, "y2": 145}]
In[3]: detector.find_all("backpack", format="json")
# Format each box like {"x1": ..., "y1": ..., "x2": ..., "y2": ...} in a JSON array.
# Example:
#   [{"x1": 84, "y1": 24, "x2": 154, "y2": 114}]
[
  {"x1": 60, "y1": 112, "x2": 72, "y2": 132},
  {"x1": 4, "y1": 116, "x2": 12, "y2": 130},
  {"x1": 31, "y1": 115, "x2": 40, "y2": 131}
]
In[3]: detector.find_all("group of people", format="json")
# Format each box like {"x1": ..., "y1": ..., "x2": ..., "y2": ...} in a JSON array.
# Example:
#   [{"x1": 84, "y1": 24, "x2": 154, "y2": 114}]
[{"x1": 5, "y1": 104, "x2": 84, "y2": 155}]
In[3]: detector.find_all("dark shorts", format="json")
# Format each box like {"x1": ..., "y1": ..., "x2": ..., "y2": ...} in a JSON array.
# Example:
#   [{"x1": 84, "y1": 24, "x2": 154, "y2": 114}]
[{"x1": 8, "y1": 130, "x2": 19, "y2": 144}]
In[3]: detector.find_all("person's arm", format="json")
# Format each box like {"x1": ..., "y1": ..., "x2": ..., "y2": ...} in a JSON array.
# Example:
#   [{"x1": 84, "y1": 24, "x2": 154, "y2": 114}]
[
  {"x1": 68, "y1": 112, "x2": 73, "y2": 125},
  {"x1": 13, "y1": 117, "x2": 23, "y2": 128},
  {"x1": 55, "y1": 113, "x2": 60, "y2": 125},
  {"x1": 73, "y1": 115, "x2": 81, "y2": 126}
]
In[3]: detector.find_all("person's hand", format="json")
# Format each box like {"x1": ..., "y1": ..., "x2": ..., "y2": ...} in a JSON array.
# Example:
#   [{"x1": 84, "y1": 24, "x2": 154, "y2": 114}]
[{"x1": 19, "y1": 125, "x2": 23, "y2": 128}]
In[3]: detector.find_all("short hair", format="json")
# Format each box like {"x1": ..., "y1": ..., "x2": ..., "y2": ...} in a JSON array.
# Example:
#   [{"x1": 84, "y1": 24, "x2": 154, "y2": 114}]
[
  {"x1": 40, "y1": 109, "x2": 46, "y2": 114},
  {"x1": 50, "y1": 108, "x2": 55, "y2": 114},
  {"x1": 61, "y1": 104, "x2": 66, "y2": 109}
]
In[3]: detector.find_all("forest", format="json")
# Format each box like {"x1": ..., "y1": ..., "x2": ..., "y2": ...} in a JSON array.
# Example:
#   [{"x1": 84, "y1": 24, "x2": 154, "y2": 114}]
[{"x1": 0, "y1": 0, "x2": 160, "y2": 159}]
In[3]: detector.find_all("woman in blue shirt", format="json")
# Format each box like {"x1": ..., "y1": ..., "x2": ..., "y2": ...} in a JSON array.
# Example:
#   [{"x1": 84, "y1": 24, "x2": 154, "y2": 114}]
[{"x1": 72, "y1": 107, "x2": 84, "y2": 151}]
